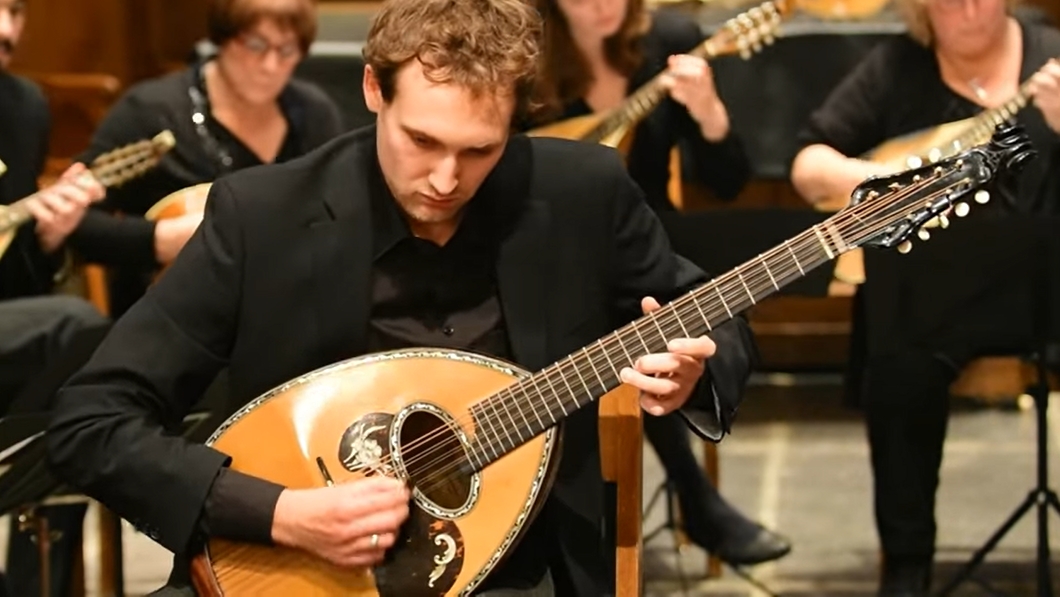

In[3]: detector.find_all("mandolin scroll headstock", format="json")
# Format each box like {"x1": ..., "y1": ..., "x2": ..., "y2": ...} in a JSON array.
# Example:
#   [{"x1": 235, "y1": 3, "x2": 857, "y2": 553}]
[{"x1": 841, "y1": 120, "x2": 1036, "y2": 254}]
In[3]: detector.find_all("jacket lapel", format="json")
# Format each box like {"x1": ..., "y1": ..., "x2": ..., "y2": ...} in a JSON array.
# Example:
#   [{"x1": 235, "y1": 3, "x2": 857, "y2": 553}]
[
  {"x1": 307, "y1": 137, "x2": 375, "y2": 363},
  {"x1": 495, "y1": 137, "x2": 551, "y2": 371}
]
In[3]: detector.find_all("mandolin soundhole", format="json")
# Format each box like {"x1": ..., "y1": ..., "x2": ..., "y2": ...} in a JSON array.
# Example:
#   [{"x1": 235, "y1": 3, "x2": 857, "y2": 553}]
[{"x1": 397, "y1": 409, "x2": 475, "y2": 515}]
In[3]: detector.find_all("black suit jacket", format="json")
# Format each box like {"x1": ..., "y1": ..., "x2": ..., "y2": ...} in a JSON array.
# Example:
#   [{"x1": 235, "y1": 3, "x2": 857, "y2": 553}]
[
  {"x1": 0, "y1": 72, "x2": 57, "y2": 300},
  {"x1": 47, "y1": 126, "x2": 756, "y2": 594}
]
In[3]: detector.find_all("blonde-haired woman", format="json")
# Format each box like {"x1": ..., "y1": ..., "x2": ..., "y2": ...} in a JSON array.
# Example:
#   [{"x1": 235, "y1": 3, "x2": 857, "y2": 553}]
[{"x1": 790, "y1": 0, "x2": 1060, "y2": 594}]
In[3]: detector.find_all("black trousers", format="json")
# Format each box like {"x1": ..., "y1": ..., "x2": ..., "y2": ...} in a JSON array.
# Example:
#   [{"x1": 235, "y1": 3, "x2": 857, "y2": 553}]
[
  {"x1": 0, "y1": 295, "x2": 110, "y2": 597},
  {"x1": 862, "y1": 349, "x2": 960, "y2": 563}
]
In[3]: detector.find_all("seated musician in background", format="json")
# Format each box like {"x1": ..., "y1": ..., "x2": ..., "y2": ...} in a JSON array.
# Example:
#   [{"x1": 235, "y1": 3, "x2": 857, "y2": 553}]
[
  {"x1": 45, "y1": 0, "x2": 758, "y2": 594},
  {"x1": 527, "y1": 0, "x2": 789, "y2": 566},
  {"x1": 0, "y1": 1, "x2": 109, "y2": 595},
  {"x1": 68, "y1": 0, "x2": 345, "y2": 318},
  {"x1": 790, "y1": 0, "x2": 1060, "y2": 594}
]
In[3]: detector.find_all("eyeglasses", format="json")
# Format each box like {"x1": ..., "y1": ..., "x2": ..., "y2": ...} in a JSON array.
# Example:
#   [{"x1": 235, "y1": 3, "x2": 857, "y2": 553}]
[{"x1": 237, "y1": 33, "x2": 302, "y2": 60}]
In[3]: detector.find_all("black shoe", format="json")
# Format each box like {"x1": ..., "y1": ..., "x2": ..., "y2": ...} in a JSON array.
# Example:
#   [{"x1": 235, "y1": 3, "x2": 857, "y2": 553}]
[
  {"x1": 683, "y1": 519, "x2": 792, "y2": 566},
  {"x1": 878, "y1": 561, "x2": 931, "y2": 597}
]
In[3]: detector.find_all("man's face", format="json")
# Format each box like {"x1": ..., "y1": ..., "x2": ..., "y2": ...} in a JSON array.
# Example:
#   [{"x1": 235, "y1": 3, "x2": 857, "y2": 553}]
[
  {"x1": 0, "y1": 0, "x2": 26, "y2": 70},
  {"x1": 363, "y1": 60, "x2": 514, "y2": 230}
]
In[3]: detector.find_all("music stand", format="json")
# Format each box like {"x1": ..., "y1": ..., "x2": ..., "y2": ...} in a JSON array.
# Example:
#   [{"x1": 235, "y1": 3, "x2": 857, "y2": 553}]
[{"x1": 929, "y1": 216, "x2": 1060, "y2": 597}]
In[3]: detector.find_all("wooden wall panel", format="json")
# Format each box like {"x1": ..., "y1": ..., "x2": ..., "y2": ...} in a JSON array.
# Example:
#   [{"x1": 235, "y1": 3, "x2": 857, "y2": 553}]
[{"x1": 11, "y1": 0, "x2": 210, "y2": 84}]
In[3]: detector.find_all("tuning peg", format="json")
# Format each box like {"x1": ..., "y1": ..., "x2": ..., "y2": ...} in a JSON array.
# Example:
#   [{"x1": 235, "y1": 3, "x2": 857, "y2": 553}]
[
  {"x1": 898, "y1": 240, "x2": 913, "y2": 254},
  {"x1": 954, "y1": 203, "x2": 970, "y2": 217},
  {"x1": 939, "y1": 214, "x2": 950, "y2": 228},
  {"x1": 974, "y1": 190, "x2": 990, "y2": 204},
  {"x1": 918, "y1": 228, "x2": 930, "y2": 241}
]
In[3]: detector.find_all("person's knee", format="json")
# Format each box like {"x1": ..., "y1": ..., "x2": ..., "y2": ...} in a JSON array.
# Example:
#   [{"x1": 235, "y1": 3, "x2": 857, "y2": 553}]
[{"x1": 45, "y1": 296, "x2": 107, "y2": 332}]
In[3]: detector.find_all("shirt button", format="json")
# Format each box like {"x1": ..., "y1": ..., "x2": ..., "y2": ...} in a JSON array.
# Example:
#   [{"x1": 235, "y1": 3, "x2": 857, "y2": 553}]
[{"x1": 443, "y1": 325, "x2": 455, "y2": 336}]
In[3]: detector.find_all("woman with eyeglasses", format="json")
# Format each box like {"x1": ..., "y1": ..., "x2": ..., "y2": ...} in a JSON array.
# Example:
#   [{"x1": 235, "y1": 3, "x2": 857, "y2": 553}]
[
  {"x1": 791, "y1": 0, "x2": 1060, "y2": 594},
  {"x1": 69, "y1": 0, "x2": 344, "y2": 318}
]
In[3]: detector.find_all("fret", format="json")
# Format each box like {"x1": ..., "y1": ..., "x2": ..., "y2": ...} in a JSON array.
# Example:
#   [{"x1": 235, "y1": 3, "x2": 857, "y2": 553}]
[
  {"x1": 645, "y1": 310, "x2": 668, "y2": 346},
  {"x1": 537, "y1": 373, "x2": 560, "y2": 426},
  {"x1": 735, "y1": 266, "x2": 755, "y2": 305},
  {"x1": 610, "y1": 331, "x2": 636, "y2": 376},
  {"x1": 812, "y1": 225, "x2": 834, "y2": 259},
  {"x1": 760, "y1": 254, "x2": 779, "y2": 290},
  {"x1": 714, "y1": 284, "x2": 733, "y2": 318},
  {"x1": 629, "y1": 319, "x2": 651, "y2": 353},
  {"x1": 595, "y1": 339, "x2": 621, "y2": 378},
  {"x1": 497, "y1": 391, "x2": 522, "y2": 445},
  {"x1": 472, "y1": 404, "x2": 504, "y2": 462},
  {"x1": 784, "y1": 239, "x2": 805, "y2": 275},
  {"x1": 566, "y1": 355, "x2": 593, "y2": 409},
  {"x1": 580, "y1": 347, "x2": 607, "y2": 392},
  {"x1": 689, "y1": 293, "x2": 711, "y2": 330},
  {"x1": 519, "y1": 377, "x2": 543, "y2": 431}
]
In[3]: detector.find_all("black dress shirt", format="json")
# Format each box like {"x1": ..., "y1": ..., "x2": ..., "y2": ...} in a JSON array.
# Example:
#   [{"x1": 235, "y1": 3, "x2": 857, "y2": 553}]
[
  {"x1": 69, "y1": 59, "x2": 345, "y2": 316},
  {"x1": 201, "y1": 158, "x2": 551, "y2": 589},
  {"x1": 0, "y1": 72, "x2": 58, "y2": 300}
]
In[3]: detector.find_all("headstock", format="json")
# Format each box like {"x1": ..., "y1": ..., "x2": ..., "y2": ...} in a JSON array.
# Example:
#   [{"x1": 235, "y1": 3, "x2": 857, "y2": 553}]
[
  {"x1": 840, "y1": 121, "x2": 1036, "y2": 254},
  {"x1": 89, "y1": 130, "x2": 176, "y2": 188},
  {"x1": 698, "y1": 0, "x2": 795, "y2": 60}
]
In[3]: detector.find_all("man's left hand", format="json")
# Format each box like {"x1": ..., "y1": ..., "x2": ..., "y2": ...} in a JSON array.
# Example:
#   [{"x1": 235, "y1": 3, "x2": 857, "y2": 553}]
[{"x1": 619, "y1": 297, "x2": 716, "y2": 416}]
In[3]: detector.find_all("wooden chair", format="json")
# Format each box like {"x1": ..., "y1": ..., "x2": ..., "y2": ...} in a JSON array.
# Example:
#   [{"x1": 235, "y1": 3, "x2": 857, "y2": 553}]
[{"x1": 599, "y1": 385, "x2": 644, "y2": 595}]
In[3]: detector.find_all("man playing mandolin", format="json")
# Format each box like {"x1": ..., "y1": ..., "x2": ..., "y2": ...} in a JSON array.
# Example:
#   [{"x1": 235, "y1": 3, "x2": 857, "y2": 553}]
[
  {"x1": 790, "y1": 0, "x2": 1060, "y2": 594},
  {"x1": 46, "y1": 0, "x2": 757, "y2": 595}
]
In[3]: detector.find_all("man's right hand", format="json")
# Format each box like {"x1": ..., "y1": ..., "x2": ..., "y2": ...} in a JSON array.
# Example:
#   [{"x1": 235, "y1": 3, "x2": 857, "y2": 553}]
[{"x1": 271, "y1": 476, "x2": 410, "y2": 567}]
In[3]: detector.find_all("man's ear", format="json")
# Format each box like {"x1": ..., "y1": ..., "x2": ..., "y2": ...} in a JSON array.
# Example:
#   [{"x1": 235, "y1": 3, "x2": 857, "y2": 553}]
[{"x1": 363, "y1": 65, "x2": 382, "y2": 114}]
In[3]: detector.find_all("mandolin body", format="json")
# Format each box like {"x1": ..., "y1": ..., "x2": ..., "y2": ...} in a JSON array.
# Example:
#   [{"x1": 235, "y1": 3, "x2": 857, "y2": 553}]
[
  {"x1": 145, "y1": 182, "x2": 213, "y2": 222},
  {"x1": 191, "y1": 349, "x2": 562, "y2": 597},
  {"x1": 526, "y1": 113, "x2": 635, "y2": 156}
]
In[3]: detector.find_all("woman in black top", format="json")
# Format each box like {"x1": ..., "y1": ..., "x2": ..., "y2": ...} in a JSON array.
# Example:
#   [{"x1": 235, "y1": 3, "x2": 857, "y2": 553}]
[
  {"x1": 70, "y1": 0, "x2": 345, "y2": 317},
  {"x1": 528, "y1": 0, "x2": 790, "y2": 567},
  {"x1": 791, "y1": 0, "x2": 1060, "y2": 594}
]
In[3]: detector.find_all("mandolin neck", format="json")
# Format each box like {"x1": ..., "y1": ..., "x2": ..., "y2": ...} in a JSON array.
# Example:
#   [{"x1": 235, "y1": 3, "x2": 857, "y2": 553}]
[
  {"x1": 955, "y1": 81, "x2": 1033, "y2": 150},
  {"x1": 0, "y1": 145, "x2": 154, "y2": 235},
  {"x1": 466, "y1": 221, "x2": 839, "y2": 470}
]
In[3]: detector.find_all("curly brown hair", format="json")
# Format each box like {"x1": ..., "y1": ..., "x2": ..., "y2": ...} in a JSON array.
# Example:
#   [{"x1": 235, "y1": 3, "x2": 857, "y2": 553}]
[
  {"x1": 363, "y1": 0, "x2": 543, "y2": 124},
  {"x1": 531, "y1": 0, "x2": 649, "y2": 124}
]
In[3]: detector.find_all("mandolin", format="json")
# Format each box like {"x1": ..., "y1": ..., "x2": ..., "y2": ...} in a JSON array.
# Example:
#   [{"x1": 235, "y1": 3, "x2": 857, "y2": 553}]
[
  {"x1": 826, "y1": 68, "x2": 1040, "y2": 294},
  {"x1": 0, "y1": 131, "x2": 176, "y2": 263},
  {"x1": 188, "y1": 122, "x2": 1033, "y2": 596},
  {"x1": 527, "y1": 0, "x2": 793, "y2": 154}
]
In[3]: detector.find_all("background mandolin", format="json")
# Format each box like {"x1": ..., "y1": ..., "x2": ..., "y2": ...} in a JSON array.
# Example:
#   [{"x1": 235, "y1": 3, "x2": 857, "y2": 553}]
[
  {"x1": 0, "y1": 130, "x2": 176, "y2": 264},
  {"x1": 528, "y1": 0, "x2": 794, "y2": 156}
]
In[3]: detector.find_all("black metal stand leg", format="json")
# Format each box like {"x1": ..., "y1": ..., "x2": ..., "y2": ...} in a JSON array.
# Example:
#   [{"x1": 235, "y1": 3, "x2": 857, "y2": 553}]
[
  {"x1": 936, "y1": 364, "x2": 1058, "y2": 597},
  {"x1": 112, "y1": 510, "x2": 125, "y2": 597}
]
